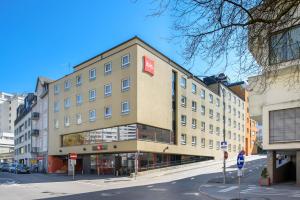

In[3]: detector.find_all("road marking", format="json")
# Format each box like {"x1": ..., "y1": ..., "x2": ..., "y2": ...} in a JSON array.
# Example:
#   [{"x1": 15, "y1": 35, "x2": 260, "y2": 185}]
[
  {"x1": 183, "y1": 192, "x2": 200, "y2": 196},
  {"x1": 190, "y1": 177, "x2": 195, "y2": 180},
  {"x1": 149, "y1": 188, "x2": 167, "y2": 191},
  {"x1": 147, "y1": 185, "x2": 153, "y2": 188},
  {"x1": 172, "y1": 182, "x2": 176, "y2": 184},
  {"x1": 218, "y1": 186, "x2": 238, "y2": 193}
]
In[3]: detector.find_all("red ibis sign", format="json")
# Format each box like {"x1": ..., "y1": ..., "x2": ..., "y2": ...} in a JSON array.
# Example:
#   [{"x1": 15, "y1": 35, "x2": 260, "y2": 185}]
[
  {"x1": 143, "y1": 56, "x2": 154, "y2": 76},
  {"x1": 69, "y1": 153, "x2": 77, "y2": 160}
]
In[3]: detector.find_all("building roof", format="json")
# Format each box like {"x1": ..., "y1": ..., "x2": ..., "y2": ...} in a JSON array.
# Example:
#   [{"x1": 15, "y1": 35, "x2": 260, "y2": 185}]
[{"x1": 35, "y1": 76, "x2": 53, "y2": 92}]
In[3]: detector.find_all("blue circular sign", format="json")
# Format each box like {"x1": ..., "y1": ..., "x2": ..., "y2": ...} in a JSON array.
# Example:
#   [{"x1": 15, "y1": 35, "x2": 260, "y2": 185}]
[{"x1": 237, "y1": 154, "x2": 245, "y2": 169}]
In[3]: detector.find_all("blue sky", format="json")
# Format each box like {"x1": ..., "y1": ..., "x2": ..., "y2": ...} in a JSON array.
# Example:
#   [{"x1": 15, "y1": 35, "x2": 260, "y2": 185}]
[{"x1": 0, "y1": 0, "x2": 228, "y2": 93}]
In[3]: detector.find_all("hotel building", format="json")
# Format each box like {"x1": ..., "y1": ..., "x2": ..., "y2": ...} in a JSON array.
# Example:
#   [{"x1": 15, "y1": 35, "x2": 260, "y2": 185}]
[{"x1": 47, "y1": 37, "x2": 246, "y2": 174}]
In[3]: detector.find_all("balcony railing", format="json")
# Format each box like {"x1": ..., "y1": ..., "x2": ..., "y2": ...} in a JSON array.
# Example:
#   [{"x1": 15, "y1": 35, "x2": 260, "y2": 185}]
[
  {"x1": 31, "y1": 147, "x2": 39, "y2": 153},
  {"x1": 31, "y1": 129, "x2": 39, "y2": 137},
  {"x1": 31, "y1": 112, "x2": 40, "y2": 120}
]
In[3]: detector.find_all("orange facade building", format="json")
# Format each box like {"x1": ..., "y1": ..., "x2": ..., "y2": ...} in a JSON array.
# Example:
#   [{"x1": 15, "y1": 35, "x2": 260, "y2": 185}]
[{"x1": 229, "y1": 83, "x2": 258, "y2": 155}]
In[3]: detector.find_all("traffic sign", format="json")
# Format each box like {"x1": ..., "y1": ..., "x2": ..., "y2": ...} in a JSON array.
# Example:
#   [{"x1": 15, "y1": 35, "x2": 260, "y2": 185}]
[
  {"x1": 237, "y1": 153, "x2": 245, "y2": 169},
  {"x1": 69, "y1": 153, "x2": 77, "y2": 160},
  {"x1": 221, "y1": 141, "x2": 227, "y2": 151},
  {"x1": 224, "y1": 151, "x2": 228, "y2": 160}
]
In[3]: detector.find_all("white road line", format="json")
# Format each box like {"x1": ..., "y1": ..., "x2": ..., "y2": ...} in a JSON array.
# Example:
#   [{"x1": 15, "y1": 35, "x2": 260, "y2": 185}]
[
  {"x1": 149, "y1": 188, "x2": 167, "y2": 191},
  {"x1": 147, "y1": 185, "x2": 154, "y2": 188},
  {"x1": 190, "y1": 177, "x2": 195, "y2": 180},
  {"x1": 218, "y1": 186, "x2": 238, "y2": 193},
  {"x1": 183, "y1": 192, "x2": 200, "y2": 196}
]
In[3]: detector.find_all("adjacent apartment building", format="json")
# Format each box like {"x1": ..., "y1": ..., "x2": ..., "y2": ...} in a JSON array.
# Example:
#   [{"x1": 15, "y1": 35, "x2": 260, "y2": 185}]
[
  {"x1": 227, "y1": 83, "x2": 258, "y2": 155},
  {"x1": 0, "y1": 92, "x2": 24, "y2": 162},
  {"x1": 14, "y1": 94, "x2": 37, "y2": 166},
  {"x1": 248, "y1": 6, "x2": 300, "y2": 184},
  {"x1": 47, "y1": 37, "x2": 246, "y2": 174}
]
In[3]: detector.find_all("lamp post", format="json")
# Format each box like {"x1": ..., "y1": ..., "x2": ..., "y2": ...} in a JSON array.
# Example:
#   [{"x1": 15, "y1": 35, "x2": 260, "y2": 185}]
[{"x1": 188, "y1": 74, "x2": 227, "y2": 184}]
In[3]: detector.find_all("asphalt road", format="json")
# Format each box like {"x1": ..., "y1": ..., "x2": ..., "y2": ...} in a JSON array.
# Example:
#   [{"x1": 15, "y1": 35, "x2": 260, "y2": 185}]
[{"x1": 1, "y1": 156, "x2": 298, "y2": 200}]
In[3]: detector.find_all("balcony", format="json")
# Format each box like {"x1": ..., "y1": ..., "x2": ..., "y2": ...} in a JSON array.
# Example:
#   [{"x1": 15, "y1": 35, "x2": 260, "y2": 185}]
[
  {"x1": 31, "y1": 112, "x2": 40, "y2": 120},
  {"x1": 31, "y1": 129, "x2": 39, "y2": 137}
]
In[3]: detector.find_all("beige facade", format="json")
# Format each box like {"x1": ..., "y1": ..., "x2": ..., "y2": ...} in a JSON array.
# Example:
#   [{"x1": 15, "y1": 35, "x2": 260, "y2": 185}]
[
  {"x1": 248, "y1": 6, "x2": 300, "y2": 184},
  {"x1": 48, "y1": 37, "x2": 245, "y2": 173}
]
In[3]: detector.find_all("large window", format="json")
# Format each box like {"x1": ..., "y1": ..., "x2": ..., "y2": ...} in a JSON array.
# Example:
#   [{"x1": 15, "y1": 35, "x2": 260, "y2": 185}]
[
  {"x1": 61, "y1": 124, "x2": 174, "y2": 147},
  {"x1": 269, "y1": 107, "x2": 300, "y2": 143},
  {"x1": 270, "y1": 26, "x2": 300, "y2": 64}
]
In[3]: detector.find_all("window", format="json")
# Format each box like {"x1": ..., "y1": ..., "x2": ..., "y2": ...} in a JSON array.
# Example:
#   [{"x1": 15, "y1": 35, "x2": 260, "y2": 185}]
[
  {"x1": 64, "y1": 116, "x2": 70, "y2": 127},
  {"x1": 104, "y1": 106, "x2": 112, "y2": 118},
  {"x1": 89, "y1": 89, "x2": 96, "y2": 101},
  {"x1": 121, "y1": 78, "x2": 130, "y2": 92},
  {"x1": 209, "y1": 140, "x2": 213, "y2": 149},
  {"x1": 201, "y1": 105, "x2": 205, "y2": 115},
  {"x1": 238, "y1": 111, "x2": 240, "y2": 118},
  {"x1": 104, "y1": 84, "x2": 112, "y2": 96},
  {"x1": 216, "y1": 112, "x2": 220, "y2": 121},
  {"x1": 181, "y1": 96, "x2": 187, "y2": 107},
  {"x1": 181, "y1": 115, "x2": 187, "y2": 126},
  {"x1": 209, "y1": 124, "x2": 213, "y2": 134},
  {"x1": 76, "y1": 94, "x2": 82, "y2": 105},
  {"x1": 121, "y1": 101, "x2": 130, "y2": 114},
  {"x1": 121, "y1": 54, "x2": 130, "y2": 67},
  {"x1": 233, "y1": 108, "x2": 236, "y2": 116},
  {"x1": 238, "y1": 134, "x2": 241, "y2": 141},
  {"x1": 76, "y1": 75, "x2": 82, "y2": 86},
  {"x1": 233, "y1": 133, "x2": 237, "y2": 140},
  {"x1": 233, "y1": 145, "x2": 236, "y2": 152},
  {"x1": 54, "y1": 84, "x2": 60, "y2": 94},
  {"x1": 216, "y1": 141, "x2": 220, "y2": 150},
  {"x1": 89, "y1": 68, "x2": 96, "y2": 80},
  {"x1": 234, "y1": 96, "x2": 237, "y2": 104},
  {"x1": 192, "y1": 101, "x2": 197, "y2": 111},
  {"x1": 192, "y1": 118, "x2": 197, "y2": 129},
  {"x1": 192, "y1": 83, "x2": 197, "y2": 94},
  {"x1": 228, "y1": 118, "x2": 231, "y2": 126},
  {"x1": 270, "y1": 26, "x2": 300, "y2": 64},
  {"x1": 209, "y1": 109, "x2": 213, "y2": 119},
  {"x1": 228, "y1": 131, "x2": 232, "y2": 139},
  {"x1": 201, "y1": 138, "x2": 205, "y2": 148},
  {"x1": 238, "y1": 99, "x2": 241, "y2": 106},
  {"x1": 216, "y1": 98, "x2": 220, "y2": 107},
  {"x1": 228, "y1": 93, "x2": 231, "y2": 101},
  {"x1": 216, "y1": 127, "x2": 220, "y2": 136},
  {"x1": 233, "y1": 120, "x2": 236, "y2": 128},
  {"x1": 200, "y1": 89, "x2": 205, "y2": 99},
  {"x1": 192, "y1": 136, "x2": 197, "y2": 146},
  {"x1": 76, "y1": 113, "x2": 82, "y2": 124},
  {"x1": 104, "y1": 62, "x2": 112, "y2": 75},
  {"x1": 201, "y1": 121, "x2": 205, "y2": 132},
  {"x1": 209, "y1": 94, "x2": 213, "y2": 103},
  {"x1": 228, "y1": 105, "x2": 231, "y2": 113},
  {"x1": 64, "y1": 97, "x2": 71, "y2": 109},
  {"x1": 181, "y1": 134, "x2": 186, "y2": 145},
  {"x1": 228, "y1": 144, "x2": 231, "y2": 152},
  {"x1": 64, "y1": 79, "x2": 71, "y2": 90},
  {"x1": 89, "y1": 109, "x2": 96, "y2": 121},
  {"x1": 238, "y1": 122, "x2": 241, "y2": 130},
  {"x1": 269, "y1": 108, "x2": 300, "y2": 143},
  {"x1": 54, "y1": 119, "x2": 59, "y2": 129},
  {"x1": 180, "y1": 77, "x2": 186, "y2": 88}
]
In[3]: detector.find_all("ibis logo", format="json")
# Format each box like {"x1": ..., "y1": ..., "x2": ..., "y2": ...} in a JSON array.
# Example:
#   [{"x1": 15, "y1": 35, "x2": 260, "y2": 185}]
[
  {"x1": 143, "y1": 56, "x2": 154, "y2": 76},
  {"x1": 92, "y1": 144, "x2": 108, "y2": 151}
]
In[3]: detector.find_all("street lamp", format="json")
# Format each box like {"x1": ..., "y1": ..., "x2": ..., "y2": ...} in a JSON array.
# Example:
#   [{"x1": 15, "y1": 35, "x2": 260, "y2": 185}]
[{"x1": 188, "y1": 74, "x2": 227, "y2": 184}]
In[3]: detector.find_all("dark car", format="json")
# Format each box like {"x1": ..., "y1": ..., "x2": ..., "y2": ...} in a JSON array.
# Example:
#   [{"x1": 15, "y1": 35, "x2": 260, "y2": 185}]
[
  {"x1": 15, "y1": 164, "x2": 30, "y2": 174},
  {"x1": 0, "y1": 162, "x2": 10, "y2": 172}
]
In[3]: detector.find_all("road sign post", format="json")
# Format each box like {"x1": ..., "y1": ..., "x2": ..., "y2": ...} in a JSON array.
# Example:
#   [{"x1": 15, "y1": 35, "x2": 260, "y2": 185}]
[
  {"x1": 236, "y1": 152, "x2": 245, "y2": 200},
  {"x1": 69, "y1": 153, "x2": 77, "y2": 180}
]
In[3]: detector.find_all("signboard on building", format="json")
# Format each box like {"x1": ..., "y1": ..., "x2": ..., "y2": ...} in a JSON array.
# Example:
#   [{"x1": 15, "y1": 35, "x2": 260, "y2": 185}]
[
  {"x1": 69, "y1": 153, "x2": 77, "y2": 160},
  {"x1": 221, "y1": 141, "x2": 227, "y2": 151},
  {"x1": 92, "y1": 144, "x2": 108, "y2": 151},
  {"x1": 143, "y1": 56, "x2": 154, "y2": 76}
]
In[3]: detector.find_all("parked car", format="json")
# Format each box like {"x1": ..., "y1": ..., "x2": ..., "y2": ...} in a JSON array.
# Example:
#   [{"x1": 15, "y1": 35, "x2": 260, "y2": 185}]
[
  {"x1": 0, "y1": 162, "x2": 10, "y2": 172},
  {"x1": 9, "y1": 163, "x2": 30, "y2": 174},
  {"x1": 15, "y1": 164, "x2": 30, "y2": 174},
  {"x1": 8, "y1": 163, "x2": 17, "y2": 173}
]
